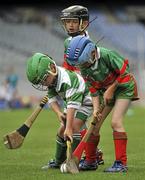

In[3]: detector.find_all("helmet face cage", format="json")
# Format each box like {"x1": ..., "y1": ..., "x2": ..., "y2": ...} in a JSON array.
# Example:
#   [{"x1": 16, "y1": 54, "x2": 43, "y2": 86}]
[
  {"x1": 60, "y1": 5, "x2": 89, "y2": 36},
  {"x1": 32, "y1": 73, "x2": 49, "y2": 91},
  {"x1": 32, "y1": 64, "x2": 58, "y2": 91}
]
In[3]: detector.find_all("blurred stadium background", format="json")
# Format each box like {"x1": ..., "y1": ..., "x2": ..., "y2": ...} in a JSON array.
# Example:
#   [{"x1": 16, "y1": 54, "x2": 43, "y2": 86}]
[{"x1": 0, "y1": 2, "x2": 145, "y2": 109}]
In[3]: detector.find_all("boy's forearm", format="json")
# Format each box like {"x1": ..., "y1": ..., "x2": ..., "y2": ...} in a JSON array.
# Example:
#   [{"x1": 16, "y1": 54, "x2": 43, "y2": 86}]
[
  {"x1": 107, "y1": 80, "x2": 118, "y2": 93},
  {"x1": 66, "y1": 108, "x2": 76, "y2": 129},
  {"x1": 50, "y1": 101, "x2": 62, "y2": 114},
  {"x1": 92, "y1": 96, "x2": 100, "y2": 111}
]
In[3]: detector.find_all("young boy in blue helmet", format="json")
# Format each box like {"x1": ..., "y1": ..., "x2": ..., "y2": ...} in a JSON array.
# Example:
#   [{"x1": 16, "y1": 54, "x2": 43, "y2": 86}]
[{"x1": 66, "y1": 35, "x2": 139, "y2": 172}]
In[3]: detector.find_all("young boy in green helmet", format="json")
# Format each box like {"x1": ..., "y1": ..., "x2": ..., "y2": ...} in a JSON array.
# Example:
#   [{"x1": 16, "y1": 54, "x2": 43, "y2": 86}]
[
  {"x1": 26, "y1": 52, "x2": 100, "y2": 170},
  {"x1": 66, "y1": 35, "x2": 139, "y2": 172}
]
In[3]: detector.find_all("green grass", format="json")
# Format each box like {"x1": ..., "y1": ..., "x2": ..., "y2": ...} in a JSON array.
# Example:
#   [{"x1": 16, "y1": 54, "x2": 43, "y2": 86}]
[{"x1": 0, "y1": 105, "x2": 145, "y2": 180}]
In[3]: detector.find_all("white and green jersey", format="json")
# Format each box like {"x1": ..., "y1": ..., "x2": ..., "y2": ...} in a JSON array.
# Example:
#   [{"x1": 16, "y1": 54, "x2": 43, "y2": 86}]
[{"x1": 48, "y1": 66, "x2": 92, "y2": 111}]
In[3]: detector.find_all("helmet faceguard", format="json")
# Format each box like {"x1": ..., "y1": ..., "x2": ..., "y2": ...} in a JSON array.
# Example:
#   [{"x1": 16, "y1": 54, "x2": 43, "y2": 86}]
[
  {"x1": 66, "y1": 35, "x2": 97, "y2": 67},
  {"x1": 60, "y1": 5, "x2": 89, "y2": 36},
  {"x1": 26, "y1": 53, "x2": 57, "y2": 91}
]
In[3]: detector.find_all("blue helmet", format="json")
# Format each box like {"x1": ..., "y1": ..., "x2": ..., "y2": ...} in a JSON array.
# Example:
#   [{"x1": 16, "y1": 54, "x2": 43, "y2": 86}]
[{"x1": 66, "y1": 35, "x2": 96, "y2": 66}]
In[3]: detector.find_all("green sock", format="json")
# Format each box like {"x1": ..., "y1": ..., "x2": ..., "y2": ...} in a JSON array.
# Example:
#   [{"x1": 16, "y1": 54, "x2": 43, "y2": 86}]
[
  {"x1": 72, "y1": 133, "x2": 81, "y2": 152},
  {"x1": 55, "y1": 135, "x2": 67, "y2": 165}
]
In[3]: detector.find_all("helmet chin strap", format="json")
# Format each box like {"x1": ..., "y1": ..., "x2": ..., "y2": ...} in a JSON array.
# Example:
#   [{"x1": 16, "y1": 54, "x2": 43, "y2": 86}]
[
  {"x1": 68, "y1": 31, "x2": 81, "y2": 37},
  {"x1": 48, "y1": 70, "x2": 57, "y2": 76}
]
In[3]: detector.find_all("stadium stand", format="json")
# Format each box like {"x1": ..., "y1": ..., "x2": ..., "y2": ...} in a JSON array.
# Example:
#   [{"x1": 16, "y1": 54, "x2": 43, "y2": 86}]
[{"x1": 0, "y1": 6, "x2": 145, "y2": 104}]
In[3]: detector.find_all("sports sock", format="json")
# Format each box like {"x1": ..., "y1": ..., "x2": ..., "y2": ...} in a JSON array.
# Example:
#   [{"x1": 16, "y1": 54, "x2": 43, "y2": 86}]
[
  {"x1": 55, "y1": 135, "x2": 67, "y2": 165},
  {"x1": 73, "y1": 129, "x2": 100, "y2": 163},
  {"x1": 72, "y1": 133, "x2": 81, "y2": 152},
  {"x1": 85, "y1": 134, "x2": 100, "y2": 163},
  {"x1": 113, "y1": 131, "x2": 128, "y2": 166}
]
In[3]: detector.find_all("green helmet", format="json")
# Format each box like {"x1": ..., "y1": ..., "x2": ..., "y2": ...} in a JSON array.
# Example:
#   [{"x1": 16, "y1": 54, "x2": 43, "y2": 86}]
[{"x1": 26, "y1": 53, "x2": 57, "y2": 85}]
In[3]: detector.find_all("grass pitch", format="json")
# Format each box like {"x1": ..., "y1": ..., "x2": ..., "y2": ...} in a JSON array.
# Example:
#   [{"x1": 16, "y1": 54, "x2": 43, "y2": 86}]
[{"x1": 0, "y1": 105, "x2": 145, "y2": 180}]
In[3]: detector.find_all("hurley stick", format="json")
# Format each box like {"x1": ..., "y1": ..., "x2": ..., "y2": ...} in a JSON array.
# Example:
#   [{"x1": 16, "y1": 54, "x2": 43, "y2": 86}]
[
  {"x1": 65, "y1": 140, "x2": 79, "y2": 174},
  {"x1": 3, "y1": 95, "x2": 48, "y2": 149}
]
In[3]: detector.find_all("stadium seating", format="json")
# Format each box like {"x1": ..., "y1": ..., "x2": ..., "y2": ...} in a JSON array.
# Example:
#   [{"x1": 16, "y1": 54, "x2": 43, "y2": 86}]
[
  {"x1": 89, "y1": 11, "x2": 145, "y2": 61},
  {"x1": 0, "y1": 7, "x2": 145, "y2": 99}
]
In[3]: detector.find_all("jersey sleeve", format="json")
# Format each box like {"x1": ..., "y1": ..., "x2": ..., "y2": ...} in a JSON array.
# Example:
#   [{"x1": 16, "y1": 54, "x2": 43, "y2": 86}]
[
  {"x1": 65, "y1": 91, "x2": 83, "y2": 109},
  {"x1": 107, "y1": 51, "x2": 131, "y2": 84},
  {"x1": 61, "y1": 77, "x2": 84, "y2": 109}
]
